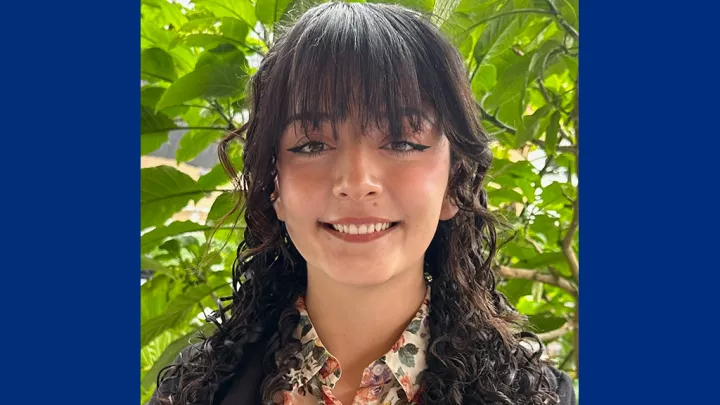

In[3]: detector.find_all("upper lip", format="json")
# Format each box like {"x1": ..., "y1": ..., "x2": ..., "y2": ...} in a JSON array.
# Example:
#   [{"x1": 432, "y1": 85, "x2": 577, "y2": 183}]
[{"x1": 323, "y1": 217, "x2": 396, "y2": 225}]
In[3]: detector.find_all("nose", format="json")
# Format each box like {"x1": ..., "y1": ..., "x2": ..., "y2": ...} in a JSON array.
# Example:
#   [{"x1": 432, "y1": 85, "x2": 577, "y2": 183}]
[{"x1": 332, "y1": 144, "x2": 383, "y2": 201}]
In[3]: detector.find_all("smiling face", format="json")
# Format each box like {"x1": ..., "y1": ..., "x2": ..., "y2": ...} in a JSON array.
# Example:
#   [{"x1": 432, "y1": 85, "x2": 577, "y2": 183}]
[{"x1": 273, "y1": 111, "x2": 458, "y2": 287}]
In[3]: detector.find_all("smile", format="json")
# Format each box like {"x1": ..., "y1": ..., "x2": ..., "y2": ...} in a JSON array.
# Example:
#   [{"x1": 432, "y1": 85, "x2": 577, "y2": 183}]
[
  {"x1": 320, "y1": 219, "x2": 399, "y2": 243},
  {"x1": 330, "y1": 222, "x2": 392, "y2": 234}
]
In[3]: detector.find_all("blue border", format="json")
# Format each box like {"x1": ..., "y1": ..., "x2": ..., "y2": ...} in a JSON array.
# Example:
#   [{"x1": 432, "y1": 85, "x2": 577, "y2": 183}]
[
  {"x1": 4, "y1": 0, "x2": 719, "y2": 404},
  {"x1": 2, "y1": 1, "x2": 138, "y2": 403},
  {"x1": 581, "y1": 1, "x2": 718, "y2": 404}
]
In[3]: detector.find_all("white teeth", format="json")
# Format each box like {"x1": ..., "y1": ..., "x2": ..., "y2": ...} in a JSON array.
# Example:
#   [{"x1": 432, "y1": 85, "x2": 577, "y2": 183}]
[{"x1": 330, "y1": 222, "x2": 393, "y2": 234}]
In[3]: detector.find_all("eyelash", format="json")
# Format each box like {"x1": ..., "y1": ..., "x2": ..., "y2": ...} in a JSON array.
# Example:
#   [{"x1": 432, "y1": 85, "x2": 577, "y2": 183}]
[
  {"x1": 286, "y1": 141, "x2": 330, "y2": 157},
  {"x1": 286, "y1": 141, "x2": 430, "y2": 157}
]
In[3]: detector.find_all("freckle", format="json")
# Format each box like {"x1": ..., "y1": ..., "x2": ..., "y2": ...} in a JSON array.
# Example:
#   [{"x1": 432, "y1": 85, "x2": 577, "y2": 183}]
[{"x1": 373, "y1": 202, "x2": 378, "y2": 207}]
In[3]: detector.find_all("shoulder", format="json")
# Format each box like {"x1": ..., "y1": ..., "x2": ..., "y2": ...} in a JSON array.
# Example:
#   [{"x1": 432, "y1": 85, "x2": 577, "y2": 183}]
[
  {"x1": 543, "y1": 365, "x2": 576, "y2": 405},
  {"x1": 148, "y1": 341, "x2": 267, "y2": 405},
  {"x1": 147, "y1": 343, "x2": 203, "y2": 405}
]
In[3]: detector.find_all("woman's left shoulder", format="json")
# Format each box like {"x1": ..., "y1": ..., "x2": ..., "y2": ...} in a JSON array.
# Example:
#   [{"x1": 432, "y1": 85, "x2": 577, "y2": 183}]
[{"x1": 543, "y1": 365, "x2": 576, "y2": 405}]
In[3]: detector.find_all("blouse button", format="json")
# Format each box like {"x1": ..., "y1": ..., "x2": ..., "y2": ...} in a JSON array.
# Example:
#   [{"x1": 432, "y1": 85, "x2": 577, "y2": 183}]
[{"x1": 372, "y1": 364, "x2": 384, "y2": 376}]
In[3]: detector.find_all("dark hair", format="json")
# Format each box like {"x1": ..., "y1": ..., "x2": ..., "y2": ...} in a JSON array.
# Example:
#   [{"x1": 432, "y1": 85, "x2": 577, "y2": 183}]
[{"x1": 154, "y1": 2, "x2": 560, "y2": 404}]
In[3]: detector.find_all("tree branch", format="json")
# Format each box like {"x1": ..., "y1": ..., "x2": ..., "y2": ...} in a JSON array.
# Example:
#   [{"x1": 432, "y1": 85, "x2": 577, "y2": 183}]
[
  {"x1": 561, "y1": 200, "x2": 579, "y2": 281},
  {"x1": 543, "y1": 0, "x2": 579, "y2": 40},
  {"x1": 498, "y1": 266, "x2": 577, "y2": 296},
  {"x1": 537, "y1": 323, "x2": 573, "y2": 342}
]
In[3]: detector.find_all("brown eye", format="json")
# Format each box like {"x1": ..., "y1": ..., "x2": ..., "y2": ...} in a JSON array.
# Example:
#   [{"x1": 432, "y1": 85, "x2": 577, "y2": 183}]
[
  {"x1": 381, "y1": 141, "x2": 431, "y2": 154},
  {"x1": 287, "y1": 141, "x2": 330, "y2": 156}
]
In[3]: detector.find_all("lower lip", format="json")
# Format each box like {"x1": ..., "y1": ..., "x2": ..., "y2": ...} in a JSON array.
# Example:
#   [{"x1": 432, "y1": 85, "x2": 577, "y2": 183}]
[{"x1": 322, "y1": 223, "x2": 397, "y2": 243}]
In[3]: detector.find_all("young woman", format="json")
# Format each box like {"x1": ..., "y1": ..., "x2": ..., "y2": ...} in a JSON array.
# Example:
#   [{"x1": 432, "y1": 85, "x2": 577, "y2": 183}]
[{"x1": 150, "y1": 2, "x2": 576, "y2": 405}]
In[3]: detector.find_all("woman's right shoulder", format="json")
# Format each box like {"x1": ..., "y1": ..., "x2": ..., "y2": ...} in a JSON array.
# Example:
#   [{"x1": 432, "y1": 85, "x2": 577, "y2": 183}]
[
  {"x1": 147, "y1": 343, "x2": 203, "y2": 405},
  {"x1": 148, "y1": 341, "x2": 267, "y2": 405},
  {"x1": 544, "y1": 365, "x2": 576, "y2": 405}
]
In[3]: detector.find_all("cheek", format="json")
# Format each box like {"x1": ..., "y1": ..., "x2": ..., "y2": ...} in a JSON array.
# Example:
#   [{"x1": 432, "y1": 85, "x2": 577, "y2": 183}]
[
  {"x1": 392, "y1": 150, "x2": 451, "y2": 220},
  {"x1": 276, "y1": 161, "x2": 330, "y2": 218}
]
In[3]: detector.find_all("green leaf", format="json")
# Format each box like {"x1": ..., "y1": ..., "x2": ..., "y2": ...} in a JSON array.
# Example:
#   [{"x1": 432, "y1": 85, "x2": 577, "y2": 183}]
[
  {"x1": 198, "y1": 164, "x2": 232, "y2": 190},
  {"x1": 539, "y1": 182, "x2": 569, "y2": 209},
  {"x1": 483, "y1": 52, "x2": 533, "y2": 129},
  {"x1": 206, "y1": 192, "x2": 240, "y2": 225},
  {"x1": 142, "y1": 86, "x2": 188, "y2": 117},
  {"x1": 141, "y1": 107, "x2": 176, "y2": 155},
  {"x1": 141, "y1": 278, "x2": 227, "y2": 347},
  {"x1": 141, "y1": 256, "x2": 170, "y2": 274},
  {"x1": 141, "y1": 87, "x2": 166, "y2": 110},
  {"x1": 515, "y1": 104, "x2": 551, "y2": 147},
  {"x1": 488, "y1": 187, "x2": 524, "y2": 204},
  {"x1": 517, "y1": 252, "x2": 566, "y2": 269},
  {"x1": 471, "y1": 64, "x2": 497, "y2": 96},
  {"x1": 141, "y1": 20, "x2": 174, "y2": 49},
  {"x1": 141, "y1": 323, "x2": 216, "y2": 392},
  {"x1": 141, "y1": 274, "x2": 174, "y2": 324},
  {"x1": 527, "y1": 311, "x2": 567, "y2": 333},
  {"x1": 544, "y1": 111, "x2": 561, "y2": 154},
  {"x1": 498, "y1": 279, "x2": 533, "y2": 304},
  {"x1": 558, "y1": 0, "x2": 578, "y2": 30},
  {"x1": 170, "y1": 17, "x2": 249, "y2": 51},
  {"x1": 156, "y1": 53, "x2": 248, "y2": 111},
  {"x1": 562, "y1": 54, "x2": 578, "y2": 80},
  {"x1": 176, "y1": 129, "x2": 226, "y2": 164},
  {"x1": 140, "y1": 166, "x2": 204, "y2": 230},
  {"x1": 472, "y1": 1, "x2": 524, "y2": 65},
  {"x1": 141, "y1": 47, "x2": 177, "y2": 82},
  {"x1": 255, "y1": 0, "x2": 295, "y2": 25},
  {"x1": 142, "y1": 0, "x2": 188, "y2": 29},
  {"x1": 194, "y1": 0, "x2": 258, "y2": 28},
  {"x1": 141, "y1": 220, "x2": 215, "y2": 254},
  {"x1": 432, "y1": 0, "x2": 461, "y2": 26}
]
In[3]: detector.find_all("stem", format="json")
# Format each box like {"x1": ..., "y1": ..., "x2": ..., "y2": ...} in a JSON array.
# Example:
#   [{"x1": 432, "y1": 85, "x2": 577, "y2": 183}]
[
  {"x1": 141, "y1": 71, "x2": 173, "y2": 83},
  {"x1": 477, "y1": 102, "x2": 516, "y2": 134},
  {"x1": 498, "y1": 266, "x2": 577, "y2": 296},
  {"x1": 210, "y1": 99, "x2": 235, "y2": 129},
  {"x1": 469, "y1": 62, "x2": 482, "y2": 82},
  {"x1": 458, "y1": 9, "x2": 555, "y2": 37},
  {"x1": 543, "y1": 0, "x2": 579, "y2": 40},
  {"x1": 537, "y1": 323, "x2": 573, "y2": 342}
]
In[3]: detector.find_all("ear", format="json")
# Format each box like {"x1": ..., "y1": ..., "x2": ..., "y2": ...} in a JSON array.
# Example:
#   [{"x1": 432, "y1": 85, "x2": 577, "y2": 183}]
[
  {"x1": 439, "y1": 195, "x2": 459, "y2": 221},
  {"x1": 272, "y1": 178, "x2": 285, "y2": 222}
]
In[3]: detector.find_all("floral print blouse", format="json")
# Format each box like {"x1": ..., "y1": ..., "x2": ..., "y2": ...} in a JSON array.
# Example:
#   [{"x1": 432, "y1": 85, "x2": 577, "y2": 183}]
[{"x1": 281, "y1": 287, "x2": 431, "y2": 405}]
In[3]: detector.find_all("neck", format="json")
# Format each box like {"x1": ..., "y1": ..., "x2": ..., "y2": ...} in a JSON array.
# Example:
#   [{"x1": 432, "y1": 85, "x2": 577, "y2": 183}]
[{"x1": 304, "y1": 262, "x2": 427, "y2": 369}]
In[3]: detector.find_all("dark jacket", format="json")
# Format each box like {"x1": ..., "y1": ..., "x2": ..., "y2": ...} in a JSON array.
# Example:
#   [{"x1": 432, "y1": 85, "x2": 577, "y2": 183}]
[{"x1": 149, "y1": 342, "x2": 576, "y2": 405}]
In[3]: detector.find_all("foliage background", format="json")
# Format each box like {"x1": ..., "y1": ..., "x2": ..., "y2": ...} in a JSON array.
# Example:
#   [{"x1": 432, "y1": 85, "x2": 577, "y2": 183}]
[{"x1": 140, "y1": 0, "x2": 579, "y2": 403}]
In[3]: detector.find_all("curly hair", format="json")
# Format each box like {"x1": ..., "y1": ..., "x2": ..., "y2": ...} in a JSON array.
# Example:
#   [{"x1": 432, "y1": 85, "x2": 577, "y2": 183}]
[{"x1": 152, "y1": 2, "x2": 561, "y2": 405}]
